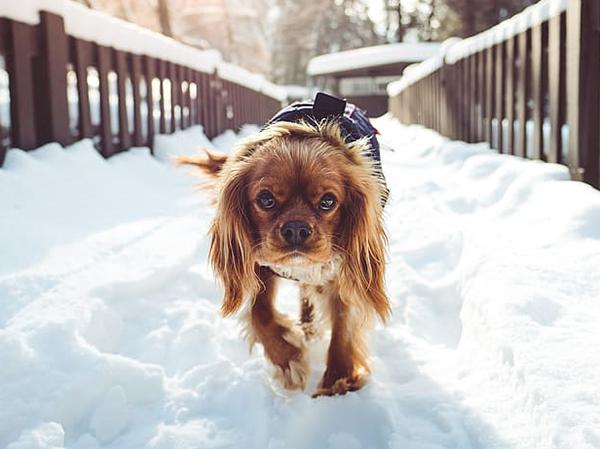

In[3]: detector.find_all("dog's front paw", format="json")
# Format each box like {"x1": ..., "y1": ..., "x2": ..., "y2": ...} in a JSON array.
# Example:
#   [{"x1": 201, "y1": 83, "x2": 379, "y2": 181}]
[
  {"x1": 267, "y1": 326, "x2": 310, "y2": 391},
  {"x1": 312, "y1": 366, "x2": 368, "y2": 397}
]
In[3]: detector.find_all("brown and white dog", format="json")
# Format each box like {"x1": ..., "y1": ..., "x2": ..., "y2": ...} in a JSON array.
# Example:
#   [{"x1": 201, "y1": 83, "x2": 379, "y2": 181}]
[{"x1": 181, "y1": 118, "x2": 389, "y2": 397}]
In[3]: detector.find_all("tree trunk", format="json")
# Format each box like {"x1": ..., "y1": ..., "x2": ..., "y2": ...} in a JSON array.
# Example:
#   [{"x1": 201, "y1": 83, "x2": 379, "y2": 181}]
[{"x1": 157, "y1": 0, "x2": 173, "y2": 38}]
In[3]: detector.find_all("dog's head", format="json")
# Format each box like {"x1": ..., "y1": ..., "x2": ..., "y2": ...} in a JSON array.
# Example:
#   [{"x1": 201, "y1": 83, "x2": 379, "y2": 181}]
[{"x1": 210, "y1": 121, "x2": 389, "y2": 320}]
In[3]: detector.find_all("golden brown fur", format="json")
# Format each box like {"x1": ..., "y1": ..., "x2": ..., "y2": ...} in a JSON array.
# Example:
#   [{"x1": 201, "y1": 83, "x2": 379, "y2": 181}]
[{"x1": 181, "y1": 121, "x2": 389, "y2": 396}]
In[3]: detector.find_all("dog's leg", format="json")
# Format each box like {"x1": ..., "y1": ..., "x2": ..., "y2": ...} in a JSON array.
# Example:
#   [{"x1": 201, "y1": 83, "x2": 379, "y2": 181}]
[
  {"x1": 314, "y1": 285, "x2": 370, "y2": 397},
  {"x1": 250, "y1": 267, "x2": 309, "y2": 390}
]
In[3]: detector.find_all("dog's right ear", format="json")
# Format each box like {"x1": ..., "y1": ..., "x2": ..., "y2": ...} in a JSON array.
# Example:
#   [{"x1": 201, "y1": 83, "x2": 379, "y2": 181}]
[
  {"x1": 177, "y1": 149, "x2": 228, "y2": 178},
  {"x1": 209, "y1": 162, "x2": 260, "y2": 316}
]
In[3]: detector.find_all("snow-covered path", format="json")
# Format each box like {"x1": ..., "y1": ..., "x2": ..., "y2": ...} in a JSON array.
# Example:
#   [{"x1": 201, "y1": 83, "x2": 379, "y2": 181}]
[{"x1": 1, "y1": 118, "x2": 599, "y2": 449}]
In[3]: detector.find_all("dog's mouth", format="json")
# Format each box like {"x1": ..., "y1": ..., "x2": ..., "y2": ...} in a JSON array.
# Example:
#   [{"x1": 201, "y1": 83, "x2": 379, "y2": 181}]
[{"x1": 257, "y1": 248, "x2": 328, "y2": 266}]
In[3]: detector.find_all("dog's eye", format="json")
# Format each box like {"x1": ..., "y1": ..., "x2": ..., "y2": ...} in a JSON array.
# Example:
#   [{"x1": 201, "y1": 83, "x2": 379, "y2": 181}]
[
  {"x1": 257, "y1": 191, "x2": 277, "y2": 210},
  {"x1": 318, "y1": 193, "x2": 337, "y2": 211}
]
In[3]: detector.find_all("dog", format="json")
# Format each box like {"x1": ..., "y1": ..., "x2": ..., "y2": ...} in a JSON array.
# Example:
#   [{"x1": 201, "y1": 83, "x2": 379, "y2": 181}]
[{"x1": 181, "y1": 93, "x2": 390, "y2": 397}]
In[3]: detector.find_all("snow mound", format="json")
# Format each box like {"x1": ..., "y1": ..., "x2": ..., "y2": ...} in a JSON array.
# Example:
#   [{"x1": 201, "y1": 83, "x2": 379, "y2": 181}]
[{"x1": 1, "y1": 117, "x2": 599, "y2": 448}]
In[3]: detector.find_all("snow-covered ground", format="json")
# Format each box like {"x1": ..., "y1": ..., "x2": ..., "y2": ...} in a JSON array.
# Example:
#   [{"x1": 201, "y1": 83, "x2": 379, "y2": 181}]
[{"x1": 1, "y1": 117, "x2": 599, "y2": 449}]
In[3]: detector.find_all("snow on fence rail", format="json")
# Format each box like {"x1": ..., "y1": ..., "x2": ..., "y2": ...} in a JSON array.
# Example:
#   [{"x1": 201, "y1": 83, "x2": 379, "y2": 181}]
[
  {"x1": 0, "y1": 0, "x2": 287, "y2": 165},
  {"x1": 388, "y1": 0, "x2": 600, "y2": 189}
]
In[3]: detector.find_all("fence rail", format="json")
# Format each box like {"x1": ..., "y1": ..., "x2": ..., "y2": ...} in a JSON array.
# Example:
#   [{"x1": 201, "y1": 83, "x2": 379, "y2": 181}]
[
  {"x1": 388, "y1": 0, "x2": 600, "y2": 189},
  {"x1": 0, "y1": 3, "x2": 286, "y2": 166}
]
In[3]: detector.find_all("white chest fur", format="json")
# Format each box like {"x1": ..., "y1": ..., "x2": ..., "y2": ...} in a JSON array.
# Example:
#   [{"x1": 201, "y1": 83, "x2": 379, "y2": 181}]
[{"x1": 259, "y1": 254, "x2": 342, "y2": 285}]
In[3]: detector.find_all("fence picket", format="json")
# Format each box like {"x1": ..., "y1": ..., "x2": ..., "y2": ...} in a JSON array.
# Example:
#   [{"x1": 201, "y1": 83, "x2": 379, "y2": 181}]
[
  {"x1": 505, "y1": 35, "x2": 516, "y2": 155},
  {"x1": 548, "y1": 12, "x2": 567, "y2": 164},
  {"x1": 516, "y1": 29, "x2": 530, "y2": 158},
  {"x1": 566, "y1": 0, "x2": 600, "y2": 187}
]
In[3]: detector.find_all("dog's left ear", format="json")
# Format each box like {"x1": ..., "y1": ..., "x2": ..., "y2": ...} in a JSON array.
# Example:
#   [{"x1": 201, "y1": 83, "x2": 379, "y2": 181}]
[
  {"x1": 209, "y1": 162, "x2": 260, "y2": 316},
  {"x1": 338, "y1": 166, "x2": 390, "y2": 323}
]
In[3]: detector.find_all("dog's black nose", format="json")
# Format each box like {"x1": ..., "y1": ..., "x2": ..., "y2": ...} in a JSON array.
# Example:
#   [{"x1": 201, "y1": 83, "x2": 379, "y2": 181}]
[{"x1": 281, "y1": 221, "x2": 312, "y2": 246}]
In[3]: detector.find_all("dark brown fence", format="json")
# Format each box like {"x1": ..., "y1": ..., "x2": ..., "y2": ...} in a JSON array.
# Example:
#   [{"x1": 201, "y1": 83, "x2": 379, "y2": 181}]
[
  {"x1": 388, "y1": 0, "x2": 600, "y2": 189},
  {"x1": 0, "y1": 9, "x2": 285, "y2": 166}
]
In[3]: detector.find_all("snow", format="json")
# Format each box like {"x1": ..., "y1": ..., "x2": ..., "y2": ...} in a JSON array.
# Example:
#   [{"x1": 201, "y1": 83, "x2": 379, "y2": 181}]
[
  {"x1": 217, "y1": 62, "x2": 288, "y2": 101},
  {"x1": 2, "y1": 116, "x2": 600, "y2": 448},
  {"x1": 307, "y1": 43, "x2": 442, "y2": 77},
  {"x1": 387, "y1": 38, "x2": 461, "y2": 97}
]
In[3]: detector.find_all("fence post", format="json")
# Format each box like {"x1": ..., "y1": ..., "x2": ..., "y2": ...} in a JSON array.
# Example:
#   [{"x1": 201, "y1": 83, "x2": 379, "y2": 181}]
[
  {"x1": 97, "y1": 45, "x2": 114, "y2": 157},
  {"x1": 7, "y1": 20, "x2": 37, "y2": 150},
  {"x1": 505, "y1": 36, "x2": 516, "y2": 155},
  {"x1": 548, "y1": 12, "x2": 567, "y2": 164},
  {"x1": 72, "y1": 39, "x2": 94, "y2": 140},
  {"x1": 115, "y1": 50, "x2": 131, "y2": 151},
  {"x1": 516, "y1": 29, "x2": 530, "y2": 158},
  {"x1": 35, "y1": 12, "x2": 70, "y2": 146},
  {"x1": 495, "y1": 42, "x2": 506, "y2": 152},
  {"x1": 531, "y1": 22, "x2": 547, "y2": 160},
  {"x1": 567, "y1": 0, "x2": 600, "y2": 187}
]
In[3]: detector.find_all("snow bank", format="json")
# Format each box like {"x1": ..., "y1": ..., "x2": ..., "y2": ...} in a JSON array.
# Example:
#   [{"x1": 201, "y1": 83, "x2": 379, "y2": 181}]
[
  {"x1": 217, "y1": 62, "x2": 288, "y2": 101},
  {"x1": 153, "y1": 125, "x2": 217, "y2": 162},
  {"x1": 387, "y1": 38, "x2": 461, "y2": 97},
  {"x1": 1, "y1": 117, "x2": 600, "y2": 448},
  {"x1": 307, "y1": 42, "x2": 441, "y2": 77}
]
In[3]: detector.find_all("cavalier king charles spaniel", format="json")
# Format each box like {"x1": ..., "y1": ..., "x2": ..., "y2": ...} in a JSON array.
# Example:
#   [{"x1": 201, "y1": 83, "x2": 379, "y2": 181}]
[{"x1": 181, "y1": 94, "x2": 389, "y2": 397}]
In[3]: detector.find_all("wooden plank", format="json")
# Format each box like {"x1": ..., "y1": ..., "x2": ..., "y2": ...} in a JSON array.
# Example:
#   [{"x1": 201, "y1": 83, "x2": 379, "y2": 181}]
[
  {"x1": 96, "y1": 45, "x2": 113, "y2": 157},
  {"x1": 130, "y1": 54, "x2": 144, "y2": 146},
  {"x1": 143, "y1": 56, "x2": 156, "y2": 150},
  {"x1": 470, "y1": 55, "x2": 478, "y2": 141},
  {"x1": 200, "y1": 72, "x2": 209, "y2": 129},
  {"x1": 485, "y1": 46, "x2": 495, "y2": 146},
  {"x1": 495, "y1": 41, "x2": 505, "y2": 152},
  {"x1": 158, "y1": 60, "x2": 168, "y2": 134},
  {"x1": 7, "y1": 20, "x2": 37, "y2": 149},
  {"x1": 36, "y1": 12, "x2": 70, "y2": 146},
  {"x1": 449, "y1": 63, "x2": 459, "y2": 139},
  {"x1": 194, "y1": 71, "x2": 203, "y2": 126},
  {"x1": 531, "y1": 22, "x2": 547, "y2": 160},
  {"x1": 477, "y1": 50, "x2": 486, "y2": 142},
  {"x1": 462, "y1": 58, "x2": 470, "y2": 140},
  {"x1": 567, "y1": 0, "x2": 600, "y2": 187},
  {"x1": 516, "y1": 29, "x2": 531, "y2": 158},
  {"x1": 182, "y1": 66, "x2": 190, "y2": 128},
  {"x1": 439, "y1": 66, "x2": 447, "y2": 136},
  {"x1": 505, "y1": 35, "x2": 516, "y2": 155},
  {"x1": 114, "y1": 50, "x2": 130, "y2": 151},
  {"x1": 548, "y1": 12, "x2": 567, "y2": 164},
  {"x1": 169, "y1": 62, "x2": 178, "y2": 131},
  {"x1": 72, "y1": 38, "x2": 94, "y2": 139}
]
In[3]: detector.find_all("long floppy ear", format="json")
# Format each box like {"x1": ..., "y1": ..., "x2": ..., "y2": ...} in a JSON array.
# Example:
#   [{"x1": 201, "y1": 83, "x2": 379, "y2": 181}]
[
  {"x1": 338, "y1": 163, "x2": 390, "y2": 323},
  {"x1": 209, "y1": 164, "x2": 260, "y2": 316}
]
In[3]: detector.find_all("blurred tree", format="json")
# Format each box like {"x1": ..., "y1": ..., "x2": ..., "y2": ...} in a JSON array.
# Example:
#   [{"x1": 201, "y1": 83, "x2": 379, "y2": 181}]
[
  {"x1": 384, "y1": 0, "x2": 538, "y2": 41},
  {"x1": 444, "y1": 0, "x2": 538, "y2": 37},
  {"x1": 271, "y1": 0, "x2": 380, "y2": 85},
  {"x1": 74, "y1": 0, "x2": 272, "y2": 76},
  {"x1": 157, "y1": 0, "x2": 174, "y2": 37}
]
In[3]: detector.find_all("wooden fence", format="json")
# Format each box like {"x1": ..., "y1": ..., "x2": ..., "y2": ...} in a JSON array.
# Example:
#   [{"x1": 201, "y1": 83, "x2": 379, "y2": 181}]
[
  {"x1": 388, "y1": 0, "x2": 600, "y2": 189},
  {"x1": 0, "y1": 7, "x2": 285, "y2": 166}
]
